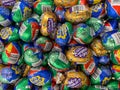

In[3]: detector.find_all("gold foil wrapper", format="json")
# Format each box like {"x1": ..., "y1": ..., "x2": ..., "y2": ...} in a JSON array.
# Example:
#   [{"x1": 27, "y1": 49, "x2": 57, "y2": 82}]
[
  {"x1": 66, "y1": 46, "x2": 92, "y2": 64},
  {"x1": 23, "y1": 65, "x2": 31, "y2": 77},
  {"x1": 91, "y1": 39, "x2": 107, "y2": 56},
  {"x1": 65, "y1": 5, "x2": 91, "y2": 24},
  {"x1": 0, "y1": 0, "x2": 19, "y2": 9},
  {"x1": 64, "y1": 70, "x2": 89, "y2": 88},
  {"x1": 40, "y1": 12, "x2": 57, "y2": 36},
  {"x1": 54, "y1": 0, "x2": 78, "y2": 8}
]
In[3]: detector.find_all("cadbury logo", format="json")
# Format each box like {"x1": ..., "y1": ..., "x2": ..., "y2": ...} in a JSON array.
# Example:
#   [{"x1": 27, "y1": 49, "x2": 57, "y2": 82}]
[
  {"x1": 2, "y1": 0, "x2": 15, "y2": 5},
  {"x1": 68, "y1": 78, "x2": 81, "y2": 88},
  {"x1": 74, "y1": 47, "x2": 88, "y2": 58},
  {"x1": 47, "y1": 18, "x2": 55, "y2": 33}
]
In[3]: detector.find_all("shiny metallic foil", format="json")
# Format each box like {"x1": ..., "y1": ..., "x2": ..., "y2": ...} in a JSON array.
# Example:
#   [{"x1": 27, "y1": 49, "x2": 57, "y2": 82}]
[
  {"x1": 54, "y1": 0, "x2": 78, "y2": 8},
  {"x1": 40, "y1": 12, "x2": 57, "y2": 36},
  {"x1": 65, "y1": 5, "x2": 91, "y2": 24},
  {"x1": 91, "y1": 39, "x2": 107, "y2": 56},
  {"x1": 66, "y1": 46, "x2": 92, "y2": 64}
]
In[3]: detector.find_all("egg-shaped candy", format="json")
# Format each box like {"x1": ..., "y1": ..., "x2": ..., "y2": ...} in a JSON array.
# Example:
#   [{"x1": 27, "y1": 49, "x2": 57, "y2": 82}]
[
  {"x1": 34, "y1": 0, "x2": 54, "y2": 15},
  {"x1": 2, "y1": 42, "x2": 21, "y2": 65},
  {"x1": 24, "y1": 47, "x2": 43, "y2": 67},
  {"x1": 28, "y1": 66, "x2": 52, "y2": 86},
  {"x1": 48, "y1": 51, "x2": 70, "y2": 72},
  {"x1": 65, "y1": 5, "x2": 91, "y2": 24},
  {"x1": 19, "y1": 17, "x2": 39, "y2": 42},
  {"x1": 91, "y1": 39, "x2": 108, "y2": 56},
  {"x1": 73, "y1": 23, "x2": 93, "y2": 44},
  {"x1": 55, "y1": 22, "x2": 73, "y2": 46},
  {"x1": 102, "y1": 30, "x2": 120, "y2": 50},
  {"x1": 34, "y1": 36, "x2": 53, "y2": 52},
  {"x1": 64, "y1": 70, "x2": 89, "y2": 88},
  {"x1": 66, "y1": 46, "x2": 92, "y2": 64},
  {"x1": 12, "y1": 1, "x2": 32, "y2": 23},
  {"x1": 86, "y1": 17, "x2": 104, "y2": 37},
  {"x1": 40, "y1": 12, "x2": 57, "y2": 36}
]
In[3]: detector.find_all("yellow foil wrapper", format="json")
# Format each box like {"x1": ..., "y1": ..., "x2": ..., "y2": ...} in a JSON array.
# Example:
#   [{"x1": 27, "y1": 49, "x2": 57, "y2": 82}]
[
  {"x1": 23, "y1": 65, "x2": 31, "y2": 77},
  {"x1": 91, "y1": 39, "x2": 108, "y2": 56},
  {"x1": 65, "y1": 5, "x2": 91, "y2": 24},
  {"x1": 40, "y1": 11, "x2": 57, "y2": 36},
  {"x1": 0, "y1": 0, "x2": 19, "y2": 9},
  {"x1": 66, "y1": 46, "x2": 92, "y2": 64},
  {"x1": 54, "y1": 0, "x2": 78, "y2": 8},
  {"x1": 64, "y1": 70, "x2": 89, "y2": 88}
]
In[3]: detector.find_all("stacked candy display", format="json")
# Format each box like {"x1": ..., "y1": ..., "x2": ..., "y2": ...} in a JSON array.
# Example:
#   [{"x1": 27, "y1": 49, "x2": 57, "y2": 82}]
[{"x1": 0, "y1": 0, "x2": 120, "y2": 90}]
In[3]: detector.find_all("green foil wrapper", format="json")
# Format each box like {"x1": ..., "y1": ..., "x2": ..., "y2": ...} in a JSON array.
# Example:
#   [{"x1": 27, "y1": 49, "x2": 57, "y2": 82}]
[
  {"x1": 86, "y1": 17, "x2": 104, "y2": 36},
  {"x1": 73, "y1": 24, "x2": 93, "y2": 44},
  {"x1": 107, "y1": 80, "x2": 120, "y2": 90},
  {"x1": 87, "y1": 85, "x2": 107, "y2": 90},
  {"x1": 110, "y1": 48, "x2": 120, "y2": 65},
  {"x1": 48, "y1": 51, "x2": 70, "y2": 72},
  {"x1": 15, "y1": 78, "x2": 32, "y2": 90},
  {"x1": 34, "y1": 0, "x2": 54, "y2": 15},
  {"x1": 0, "y1": 26, "x2": 19, "y2": 42}
]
